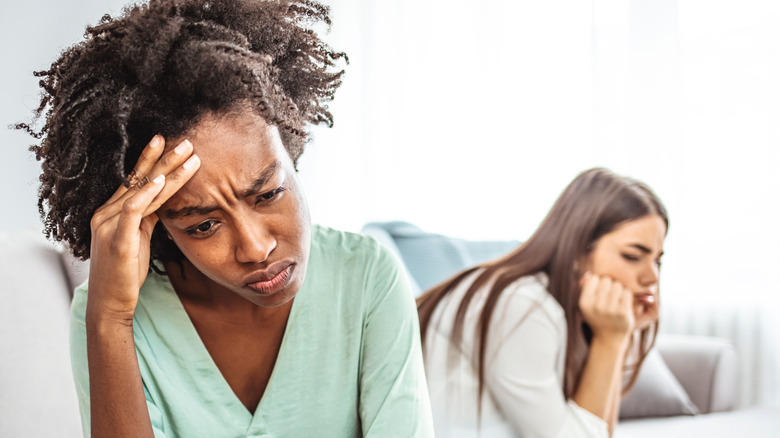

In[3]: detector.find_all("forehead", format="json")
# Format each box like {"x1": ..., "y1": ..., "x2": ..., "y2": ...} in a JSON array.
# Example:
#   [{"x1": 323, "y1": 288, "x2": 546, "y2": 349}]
[
  {"x1": 603, "y1": 214, "x2": 667, "y2": 247},
  {"x1": 164, "y1": 112, "x2": 290, "y2": 203},
  {"x1": 180, "y1": 111, "x2": 284, "y2": 166}
]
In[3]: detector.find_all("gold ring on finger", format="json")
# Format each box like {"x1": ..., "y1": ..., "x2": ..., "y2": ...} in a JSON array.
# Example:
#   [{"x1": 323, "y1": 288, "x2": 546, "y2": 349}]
[
  {"x1": 123, "y1": 169, "x2": 142, "y2": 188},
  {"x1": 135, "y1": 175, "x2": 153, "y2": 190}
]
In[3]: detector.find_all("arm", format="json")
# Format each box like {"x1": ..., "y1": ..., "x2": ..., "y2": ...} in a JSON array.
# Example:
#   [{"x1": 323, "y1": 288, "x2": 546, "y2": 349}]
[
  {"x1": 574, "y1": 274, "x2": 635, "y2": 436},
  {"x1": 572, "y1": 337, "x2": 628, "y2": 435},
  {"x1": 77, "y1": 136, "x2": 199, "y2": 438},
  {"x1": 606, "y1": 358, "x2": 624, "y2": 430},
  {"x1": 85, "y1": 313, "x2": 155, "y2": 438},
  {"x1": 358, "y1": 246, "x2": 434, "y2": 437},
  {"x1": 70, "y1": 294, "x2": 165, "y2": 438}
]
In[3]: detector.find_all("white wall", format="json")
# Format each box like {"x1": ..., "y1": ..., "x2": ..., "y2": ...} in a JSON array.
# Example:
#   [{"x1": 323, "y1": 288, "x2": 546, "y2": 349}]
[
  {"x1": 1, "y1": 0, "x2": 131, "y2": 232},
  {"x1": 3, "y1": 0, "x2": 779, "y2": 407},
  {"x1": 300, "y1": 0, "x2": 780, "y2": 407}
]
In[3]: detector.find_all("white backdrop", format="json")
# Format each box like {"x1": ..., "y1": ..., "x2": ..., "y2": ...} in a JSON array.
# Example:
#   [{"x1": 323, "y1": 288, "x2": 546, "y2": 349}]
[
  {"x1": 298, "y1": 0, "x2": 780, "y2": 407},
  {"x1": 3, "y1": 0, "x2": 779, "y2": 408}
]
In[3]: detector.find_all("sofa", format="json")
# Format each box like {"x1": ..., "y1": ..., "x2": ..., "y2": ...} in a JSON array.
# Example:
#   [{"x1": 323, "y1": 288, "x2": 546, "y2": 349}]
[
  {"x1": 362, "y1": 221, "x2": 780, "y2": 437},
  {"x1": 2, "y1": 225, "x2": 778, "y2": 438},
  {"x1": 1, "y1": 229, "x2": 86, "y2": 438}
]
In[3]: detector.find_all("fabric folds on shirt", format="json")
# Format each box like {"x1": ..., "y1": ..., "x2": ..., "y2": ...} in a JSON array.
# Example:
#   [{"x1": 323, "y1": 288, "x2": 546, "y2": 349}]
[
  {"x1": 70, "y1": 225, "x2": 433, "y2": 438},
  {"x1": 423, "y1": 270, "x2": 608, "y2": 438}
]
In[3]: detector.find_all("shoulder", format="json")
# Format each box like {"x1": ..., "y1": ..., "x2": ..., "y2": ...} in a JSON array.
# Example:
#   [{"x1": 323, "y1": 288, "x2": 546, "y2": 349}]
[
  {"x1": 310, "y1": 224, "x2": 401, "y2": 275},
  {"x1": 481, "y1": 273, "x2": 567, "y2": 357},
  {"x1": 71, "y1": 280, "x2": 89, "y2": 328},
  {"x1": 311, "y1": 224, "x2": 413, "y2": 310},
  {"x1": 499, "y1": 273, "x2": 565, "y2": 325},
  {"x1": 70, "y1": 272, "x2": 174, "y2": 327},
  {"x1": 311, "y1": 224, "x2": 385, "y2": 254},
  {"x1": 428, "y1": 271, "x2": 565, "y2": 344},
  {"x1": 444, "y1": 271, "x2": 564, "y2": 325}
]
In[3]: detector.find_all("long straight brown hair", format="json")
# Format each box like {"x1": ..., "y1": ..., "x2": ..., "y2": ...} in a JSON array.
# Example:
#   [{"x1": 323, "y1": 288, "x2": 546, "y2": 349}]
[{"x1": 417, "y1": 168, "x2": 668, "y2": 412}]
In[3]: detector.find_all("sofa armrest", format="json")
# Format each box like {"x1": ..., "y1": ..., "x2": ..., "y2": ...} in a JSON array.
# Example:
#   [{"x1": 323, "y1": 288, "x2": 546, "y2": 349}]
[
  {"x1": 0, "y1": 229, "x2": 82, "y2": 436},
  {"x1": 59, "y1": 248, "x2": 90, "y2": 295},
  {"x1": 655, "y1": 334, "x2": 738, "y2": 414}
]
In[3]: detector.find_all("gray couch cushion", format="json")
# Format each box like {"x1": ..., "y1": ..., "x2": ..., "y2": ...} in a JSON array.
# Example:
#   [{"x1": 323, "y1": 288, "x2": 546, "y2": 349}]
[
  {"x1": 620, "y1": 348, "x2": 700, "y2": 419},
  {"x1": 60, "y1": 249, "x2": 90, "y2": 293},
  {"x1": 657, "y1": 335, "x2": 738, "y2": 414},
  {"x1": 0, "y1": 230, "x2": 82, "y2": 438}
]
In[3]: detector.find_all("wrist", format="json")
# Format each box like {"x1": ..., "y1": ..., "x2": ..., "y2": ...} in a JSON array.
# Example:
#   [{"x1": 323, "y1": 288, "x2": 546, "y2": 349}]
[
  {"x1": 591, "y1": 332, "x2": 631, "y2": 353},
  {"x1": 85, "y1": 314, "x2": 136, "y2": 350},
  {"x1": 85, "y1": 285, "x2": 138, "y2": 322},
  {"x1": 85, "y1": 300, "x2": 136, "y2": 329}
]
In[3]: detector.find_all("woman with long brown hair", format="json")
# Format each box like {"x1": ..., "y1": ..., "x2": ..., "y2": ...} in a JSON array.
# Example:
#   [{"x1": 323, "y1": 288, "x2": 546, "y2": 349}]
[{"x1": 418, "y1": 168, "x2": 667, "y2": 437}]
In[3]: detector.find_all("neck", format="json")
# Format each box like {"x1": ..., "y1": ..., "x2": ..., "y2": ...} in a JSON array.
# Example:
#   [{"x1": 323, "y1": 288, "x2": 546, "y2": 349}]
[{"x1": 163, "y1": 259, "x2": 290, "y2": 325}]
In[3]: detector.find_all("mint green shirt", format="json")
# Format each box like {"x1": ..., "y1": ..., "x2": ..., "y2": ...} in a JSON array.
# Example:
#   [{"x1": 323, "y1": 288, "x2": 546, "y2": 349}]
[{"x1": 70, "y1": 225, "x2": 433, "y2": 437}]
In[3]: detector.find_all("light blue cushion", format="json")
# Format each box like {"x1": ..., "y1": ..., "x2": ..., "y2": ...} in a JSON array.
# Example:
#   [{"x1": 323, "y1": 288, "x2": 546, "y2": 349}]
[{"x1": 361, "y1": 222, "x2": 520, "y2": 297}]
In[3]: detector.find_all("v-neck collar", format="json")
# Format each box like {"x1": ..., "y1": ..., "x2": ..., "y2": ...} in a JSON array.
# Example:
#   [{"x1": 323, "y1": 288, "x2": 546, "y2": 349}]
[{"x1": 150, "y1": 272, "x2": 304, "y2": 426}]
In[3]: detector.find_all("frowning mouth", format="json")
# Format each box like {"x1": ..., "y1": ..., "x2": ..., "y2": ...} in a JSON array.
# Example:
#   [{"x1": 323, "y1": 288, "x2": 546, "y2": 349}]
[
  {"x1": 244, "y1": 262, "x2": 295, "y2": 296},
  {"x1": 635, "y1": 292, "x2": 656, "y2": 306}
]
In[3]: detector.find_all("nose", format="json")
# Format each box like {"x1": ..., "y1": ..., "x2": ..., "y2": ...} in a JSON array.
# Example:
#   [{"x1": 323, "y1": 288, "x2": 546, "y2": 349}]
[
  {"x1": 638, "y1": 259, "x2": 660, "y2": 287},
  {"x1": 233, "y1": 217, "x2": 276, "y2": 264}
]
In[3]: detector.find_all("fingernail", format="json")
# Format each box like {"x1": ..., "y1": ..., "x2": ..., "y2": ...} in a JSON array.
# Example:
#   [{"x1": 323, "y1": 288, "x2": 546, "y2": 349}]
[
  {"x1": 153, "y1": 174, "x2": 165, "y2": 184},
  {"x1": 149, "y1": 135, "x2": 162, "y2": 148},
  {"x1": 174, "y1": 140, "x2": 191, "y2": 155},
  {"x1": 183, "y1": 154, "x2": 200, "y2": 170}
]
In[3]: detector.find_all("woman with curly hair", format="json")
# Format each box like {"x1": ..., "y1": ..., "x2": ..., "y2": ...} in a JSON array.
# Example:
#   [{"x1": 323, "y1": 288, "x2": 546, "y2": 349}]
[
  {"x1": 417, "y1": 168, "x2": 667, "y2": 437},
  {"x1": 17, "y1": 1, "x2": 432, "y2": 437}
]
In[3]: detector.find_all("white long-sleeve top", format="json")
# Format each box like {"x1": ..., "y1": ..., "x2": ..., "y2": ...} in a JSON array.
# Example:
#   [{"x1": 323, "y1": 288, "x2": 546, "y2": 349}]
[{"x1": 423, "y1": 270, "x2": 608, "y2": 438}]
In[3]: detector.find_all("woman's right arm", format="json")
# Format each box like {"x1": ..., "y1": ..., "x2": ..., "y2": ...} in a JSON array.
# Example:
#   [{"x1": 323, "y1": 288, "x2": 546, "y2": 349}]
[
  {"x1": 83, "y1": 135, "x2": 199, "y2": 438},
  {"x1": 572, "y1": 274, "x2": 634, "y2": 436}
]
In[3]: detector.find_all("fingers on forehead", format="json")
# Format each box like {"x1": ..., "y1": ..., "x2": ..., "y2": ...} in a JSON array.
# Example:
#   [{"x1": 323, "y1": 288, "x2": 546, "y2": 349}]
[{"x1": 130, "y1": 136, "x2": 166, "y2": 175}]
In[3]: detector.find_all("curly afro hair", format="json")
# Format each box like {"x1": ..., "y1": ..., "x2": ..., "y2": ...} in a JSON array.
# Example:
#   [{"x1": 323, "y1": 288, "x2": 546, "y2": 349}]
[{"x1": 17, "y1": 0, "x2": 346, "y2": 265}]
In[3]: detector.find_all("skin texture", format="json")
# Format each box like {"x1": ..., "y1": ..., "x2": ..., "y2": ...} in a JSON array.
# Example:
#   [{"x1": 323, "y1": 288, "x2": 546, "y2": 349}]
[
  {"x1": 573, "y1": 214, "x2": 666, "y2": 435},
  {"x1": 87, "y1": 135, "x2": 201, "y2": 438},
  {"x1": 23, "y1": 3, "x2": 347, "y2": 437},
  {"x1": 159, "y1": 110, "x2": 311, "y2": 310},
  {"x1": 19, "y1": 0, "x2": 345, "y2": 263},
  {"x1": 586, "y1": 214, "x2": 665, "y2": 332},
  {"x1": 86, "y1": 109, "x2": 310, "y2": 436},
  {"x1": 160, "y1": 111, "x2": 311, "y2": 412}
]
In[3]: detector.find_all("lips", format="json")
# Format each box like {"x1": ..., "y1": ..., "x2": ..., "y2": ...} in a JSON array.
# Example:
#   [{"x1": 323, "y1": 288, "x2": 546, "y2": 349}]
[
  {"x1": 635, "y1": 292, "x2": 656, "y2": 305},
  {"x1": 243, "y1": 260, "x2": 295, "y2": 296}
]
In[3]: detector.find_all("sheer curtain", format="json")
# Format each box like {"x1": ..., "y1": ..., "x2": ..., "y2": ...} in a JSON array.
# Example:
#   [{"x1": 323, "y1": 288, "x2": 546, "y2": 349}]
[{"x1": 299, "y1": 0, "x2": 780, "y2": 407}]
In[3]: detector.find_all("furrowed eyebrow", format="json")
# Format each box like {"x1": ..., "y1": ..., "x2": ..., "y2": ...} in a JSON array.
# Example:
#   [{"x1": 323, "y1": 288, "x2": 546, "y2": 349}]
[
  {"x1": 162, "y1": 160, "x2": 282, "y2": 220},
  {"x1": 163, "y1": 205, "x2": 220, "y2": 220},
  {"x1": 239, "y1": 161, "x2": 281, "y2": 199},
  {"x1": 629, "y1": 243, "x2": 653, "y2": 254}
]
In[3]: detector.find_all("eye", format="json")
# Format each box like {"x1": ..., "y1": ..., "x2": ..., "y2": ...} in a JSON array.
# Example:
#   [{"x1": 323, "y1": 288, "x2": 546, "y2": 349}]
[
  {"x1": 256, "y1": 186, "x2": 285, "y2": 204},
  {"x1": 621, "y1": 253, "x2": 641, "y2": 262},
  {"x1": 185, "y1": 220, "x2": 220, "y2": 238}
]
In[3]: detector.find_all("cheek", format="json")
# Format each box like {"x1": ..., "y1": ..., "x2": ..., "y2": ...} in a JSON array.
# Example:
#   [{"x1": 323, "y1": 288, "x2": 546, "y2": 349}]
[
  {"x1": 595, "y1": 254, "x2": 640, "y2": 286},
  {"x1": 172, "y1": 234, "x2": 228, "y2": 273},
  {"x1": 589, "y1": 251, "x2": 625, "y2": 278},
  {"x1": 278, "y1": 188, "x2": 310, "y2": 236}
]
